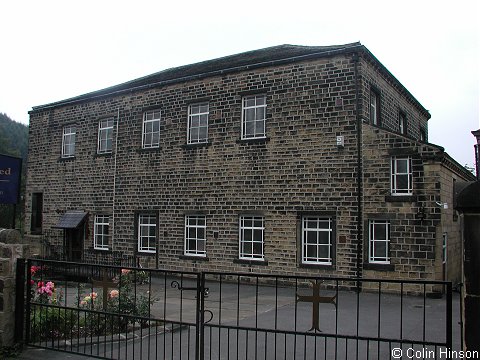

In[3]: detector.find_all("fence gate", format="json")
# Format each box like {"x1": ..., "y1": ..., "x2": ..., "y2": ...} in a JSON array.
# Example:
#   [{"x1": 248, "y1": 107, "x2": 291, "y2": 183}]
[{"x1": 23, "y1": 259, "x2": 454, "y2": 359}]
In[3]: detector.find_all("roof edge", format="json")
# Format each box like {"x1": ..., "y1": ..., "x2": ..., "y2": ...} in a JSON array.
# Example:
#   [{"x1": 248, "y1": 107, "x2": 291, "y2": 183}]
[{"x1": 30, "y1": 42, "x2": 362, "y2": 113}]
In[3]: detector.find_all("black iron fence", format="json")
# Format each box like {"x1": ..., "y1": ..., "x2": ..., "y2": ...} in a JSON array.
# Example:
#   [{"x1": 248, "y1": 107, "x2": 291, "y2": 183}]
[
  {"x1": 21, "y1": 259, "x2": 455, "y2": 359},
  {"x1": 38, "y1": 229, "x2": 137, "y2": 268}
]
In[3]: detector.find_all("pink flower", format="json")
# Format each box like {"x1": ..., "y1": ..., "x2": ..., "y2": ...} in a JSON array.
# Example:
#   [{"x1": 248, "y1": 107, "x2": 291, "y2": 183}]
[
  {"x1": 30, "y1": 265, "x2": 42, "y2": 275},
  {"x1": 46, "y1": 281, "x2": 55, "y2": 289},
  {"x1": 89, "y1": 292, "x2": 98, "y2": 299},
  {"x1": 109, "y1": 289, "x2": 119, "y2": 298},
  {"x1": 121, "y1": 269, "x2": 131, "y2": 275}
]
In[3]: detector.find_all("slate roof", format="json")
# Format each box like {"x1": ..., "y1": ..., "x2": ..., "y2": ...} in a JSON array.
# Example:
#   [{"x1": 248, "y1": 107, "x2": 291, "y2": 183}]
[
  {"x1": 30, "y1": 42, "x2": 429, "y2": 117},
  {"x1": 31, "y1": 43, "x2": 362, "y2": 111},
  {"x1": 54, "y1": 211, "x2": 88, "y2": 229}
]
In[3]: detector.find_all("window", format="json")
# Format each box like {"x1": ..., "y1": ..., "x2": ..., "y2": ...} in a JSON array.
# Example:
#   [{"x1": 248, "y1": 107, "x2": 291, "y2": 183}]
[
  {"x1": 391, "y1": 157, "x2": 413, "y2": 195},
  {"x1": 94, "y1": 215, "x2": 110, "y2": 250},
  {"x1": 369, "y1": 220, "x2": 390, "y2": 264},
  {"x1": 420, "y1": 128, "x2": 427, "y2": 142},
  {"x1": 185, "y1": 215, "x2": 206, "y2": 256},
  {"x1": 62, "y1": 125, "x2": 76, "y2": 157},
  {"x1": 142, "y1": 110, "x2": 161, "y2": 148},
  {"x1": 241, "y1": 95, "x2": 266, "y2": 139},
  {"x1": 442, "y1": 233, "x2": 447, "y2": 265},
  {"x1": 239, "y1": 215, "x2": 264, "y2": 260},
  {"x1": 97, "y1": 118, "x2": 114, "y2": 154},
  {"x1": 399, "y1": 112, "x2": 407, "y2": 135},
  {"x1": 301, "y1": 217, "x2": 333, "y2": 265},
  {"x1": 187, "y1": 103, "x2": 209, "y2": 144},
  {"x1": 370, "y1": 90, "x2": 380, "y2": 125},
  {"x1": 30, "y1": 193, "x2": 43, "y2": 234},
  {"x1": 138, "y1": 214, "x2": 157, "y2": 253}
]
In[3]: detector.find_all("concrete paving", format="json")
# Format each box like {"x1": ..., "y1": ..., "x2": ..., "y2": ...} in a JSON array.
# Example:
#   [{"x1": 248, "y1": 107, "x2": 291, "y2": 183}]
[{"x1": 15, "y1": 277, "x2": 462, "y2": 360}]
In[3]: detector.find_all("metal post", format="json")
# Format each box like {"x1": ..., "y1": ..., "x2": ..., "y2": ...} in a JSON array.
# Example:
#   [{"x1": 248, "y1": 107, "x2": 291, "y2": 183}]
[
  {"x1": 446, "y1": 282, "x2": 453, "y2": 355},
  {"x1": 197, "y1": 273, "x2": 206, "y2": 360},
  {"x1": 24, "y1": 259, "x2": 32, "y2": 344},
  {"x1": 14, "y1": 258, "x2": 25, "y2": 343}
]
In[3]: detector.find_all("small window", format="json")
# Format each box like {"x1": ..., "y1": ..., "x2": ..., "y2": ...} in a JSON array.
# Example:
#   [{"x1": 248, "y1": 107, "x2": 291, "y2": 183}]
[
  {"x1": 369, "y1": 220, "x2": 390, "y2": 264},
  {"x1": 241, "y1": 95, "x2": 267, "y2": 139},
  {"x1": 94, "y1": 215, "x2": 110, "y2": 250},
  {"x1": 142, "y1": 110, "x2": 161, "y2": 149},
  {"x1": 399, "y1": 112, "x2": 407, "y2": 135},
  {"x1": 301, "y1": 216, "x2": 333, "y2": 265},
  {"x1": 185, "y1": 215, "x2": 207, "y2": 256},
  {"x1": 187, "y1": 103, "x2": 209, "y2": 144},
  {"x1": 239, "y1": 215, "x2": 264, "y2": 260},
  {"x1": 420, "y1": 128, "x2": 427, "y2": 142},
  {"x1": 62, "y1": 125, "x2": 76, "y2": 157},
  {"x1": 442, "y1": 233, "x2": 447, "y2": 265},
  {"x1": 370, "y1": 90, "x2": 380, "y2": 126},
  {"x1": 138, "y1": 214, "x2": 157, "y2": 253},
  {"x1": 30, "y1": 193, "x2": 43, "y2": 234},
  {"x1": 97, "y1": 118, "x2": 114, "y2": 154},
  {"x1": 391, "y1": 157, "x2": 413, "y2": 195}
]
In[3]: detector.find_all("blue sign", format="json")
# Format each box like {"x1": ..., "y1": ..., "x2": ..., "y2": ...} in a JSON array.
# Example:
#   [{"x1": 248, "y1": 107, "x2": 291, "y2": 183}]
[{"x1": 0, "y1": 154, "x2": 22, "y2": 204}]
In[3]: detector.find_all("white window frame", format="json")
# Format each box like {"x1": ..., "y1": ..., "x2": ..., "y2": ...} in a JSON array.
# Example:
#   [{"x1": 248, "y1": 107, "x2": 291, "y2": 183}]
[
  {"x1": 391, "y1": 156, "x2": 413, "y2": 195},
  {"x1": 138, "y1": 214, "x2": 157, "y2": 253},
  {"x1": 62, "y1": 125, "x2": 76, "y2": 158},
  {"x1": 97, "y1": 118, "x2": 114, "y2": 154},
  {"x1": 142, "y1": 109, "x2": 161, "y2": 149},
  {"x1": 369, "y1": 220, "x2": 390, "y2": 264},
  {"x1": 184, "y1": 215, "x2": 207, "y2": 257},
  {"x1": 239, "y1": 215, "x2": 264, "y2": 260},
  {"x1": 301, "y1": 217, "x2": 333, "y2": 265},
  {"x1": 94, "y1": 215, "x2": 110, "y2": 250},
  {"x1": 399, "y1": 112, "x2": 406, "y2": 135},
  {"x1": 442, "y1": 232, "x2": 447, "y2": 265},
  {"x1": 187, "y1": 103, "x2": 209, "y2": 144},
  {"x1": 241, "y1": 95, "x2": 267, "y2": 140},
  {"x1": 370, "y1": 90, "x2": 379, "y2": 125}
]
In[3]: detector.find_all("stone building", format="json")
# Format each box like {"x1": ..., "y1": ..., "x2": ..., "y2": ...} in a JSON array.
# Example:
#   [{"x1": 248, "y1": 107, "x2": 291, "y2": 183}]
[{"x1": 25, "y1": 43, "x2": 475, "y2": 284}]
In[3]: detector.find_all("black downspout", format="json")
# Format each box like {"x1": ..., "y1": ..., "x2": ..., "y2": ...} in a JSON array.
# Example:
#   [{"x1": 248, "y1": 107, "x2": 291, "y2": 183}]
[{"x1": 353, "y1": 51, "x2": 363, "y2": 283}]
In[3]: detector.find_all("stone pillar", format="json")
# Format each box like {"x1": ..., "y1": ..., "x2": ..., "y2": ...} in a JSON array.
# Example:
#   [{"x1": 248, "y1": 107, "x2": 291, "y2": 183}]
[
  {"x1": 455, "y1": 181, "x2": 480, "y2": 352},
  {"x1": 0, "y1": 228, "x2": 26, "y2": 347}
]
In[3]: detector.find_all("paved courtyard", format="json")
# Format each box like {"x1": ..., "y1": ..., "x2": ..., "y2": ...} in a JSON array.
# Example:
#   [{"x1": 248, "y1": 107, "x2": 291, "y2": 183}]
[{"x1": 18, "y1": 274, "x2": 462, "y2": 360}]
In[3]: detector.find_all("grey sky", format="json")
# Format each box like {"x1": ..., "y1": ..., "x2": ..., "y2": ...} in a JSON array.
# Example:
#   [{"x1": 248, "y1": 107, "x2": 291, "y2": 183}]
[{"x1": 1, "y1": 0, "x2": 478, "y2": 167}]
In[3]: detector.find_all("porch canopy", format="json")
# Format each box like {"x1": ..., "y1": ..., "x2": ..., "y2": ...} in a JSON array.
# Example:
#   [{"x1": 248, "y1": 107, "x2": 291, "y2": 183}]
[{"x1": 53, "y1": 211, "x2": 88, "y2": 229}]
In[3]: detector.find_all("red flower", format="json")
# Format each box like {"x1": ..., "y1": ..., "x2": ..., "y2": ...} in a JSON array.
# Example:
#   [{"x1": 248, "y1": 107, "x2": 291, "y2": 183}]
[{"x1": 37, "y1": 281, "x2": 44, "y2": 288}]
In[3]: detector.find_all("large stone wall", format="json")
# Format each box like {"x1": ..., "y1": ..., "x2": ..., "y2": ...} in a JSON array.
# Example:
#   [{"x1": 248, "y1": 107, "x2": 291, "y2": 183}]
[
  {"x1": 25, "y1": 50, "x2": 470, "y2": 281},
  {"x1": 0, "y1": 229, "x2": 26, "y2": 347}
]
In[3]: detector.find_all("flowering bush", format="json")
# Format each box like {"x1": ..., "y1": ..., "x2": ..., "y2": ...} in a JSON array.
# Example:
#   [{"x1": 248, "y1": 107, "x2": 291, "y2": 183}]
[
  {"x1": 78, "y1": 268, "x2": 155, "y2": 334},
  {"x1": 29, "y1": 264, "x2": 156, "y2": 340},
  {"x1": 29, "y1": 265, "x2": 76, "y2": 341}
]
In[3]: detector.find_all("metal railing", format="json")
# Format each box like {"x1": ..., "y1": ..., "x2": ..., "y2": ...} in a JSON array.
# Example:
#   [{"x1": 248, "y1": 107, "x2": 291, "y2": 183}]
[{"x1": 21, "y1": 259, "x2": 455, "y2": 359}]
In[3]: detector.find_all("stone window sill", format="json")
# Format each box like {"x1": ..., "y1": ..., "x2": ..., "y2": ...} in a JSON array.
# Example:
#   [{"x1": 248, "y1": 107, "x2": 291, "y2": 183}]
[
  {"x1": 236, "y1": 137, "x2": 270, "y2": 145},
  {"x1": 179, "y1": 255, "x2": 209, "y2": 261},
  {"x1": 181, "y1": 141, "x2": 212, "y2": 150},
  {"x1": 385, "y1": 195, "x2": 417, "y2": 203},
  {"x1": 363, "y1": 263, "x2": 395, "y2": 271}
]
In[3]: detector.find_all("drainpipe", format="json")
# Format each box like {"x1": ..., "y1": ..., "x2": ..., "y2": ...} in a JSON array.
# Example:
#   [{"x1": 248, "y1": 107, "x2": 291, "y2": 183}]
[
  {"x1": 353, "y1": 51, "x2": 363, "y2": 282},
  {"x1": 112, "y1": 109, "x2": 120, "y2": 250}
]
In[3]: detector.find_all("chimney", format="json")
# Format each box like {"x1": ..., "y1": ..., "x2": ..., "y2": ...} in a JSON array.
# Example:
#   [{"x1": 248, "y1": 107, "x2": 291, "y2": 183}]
[{"x1": 472, "y1": 129, "x2": 480, "y2": 179}]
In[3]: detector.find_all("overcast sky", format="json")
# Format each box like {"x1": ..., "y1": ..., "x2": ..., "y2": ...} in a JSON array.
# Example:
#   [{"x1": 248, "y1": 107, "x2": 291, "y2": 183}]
[{"x1": 1, "y1": 0, "x2": 478, "y2": 167}]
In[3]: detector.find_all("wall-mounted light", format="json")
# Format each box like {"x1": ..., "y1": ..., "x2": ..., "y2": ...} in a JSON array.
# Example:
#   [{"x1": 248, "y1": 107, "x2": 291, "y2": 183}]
[{"x1": 436, "y1": 201, "x2": 448, "y2": 209}]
